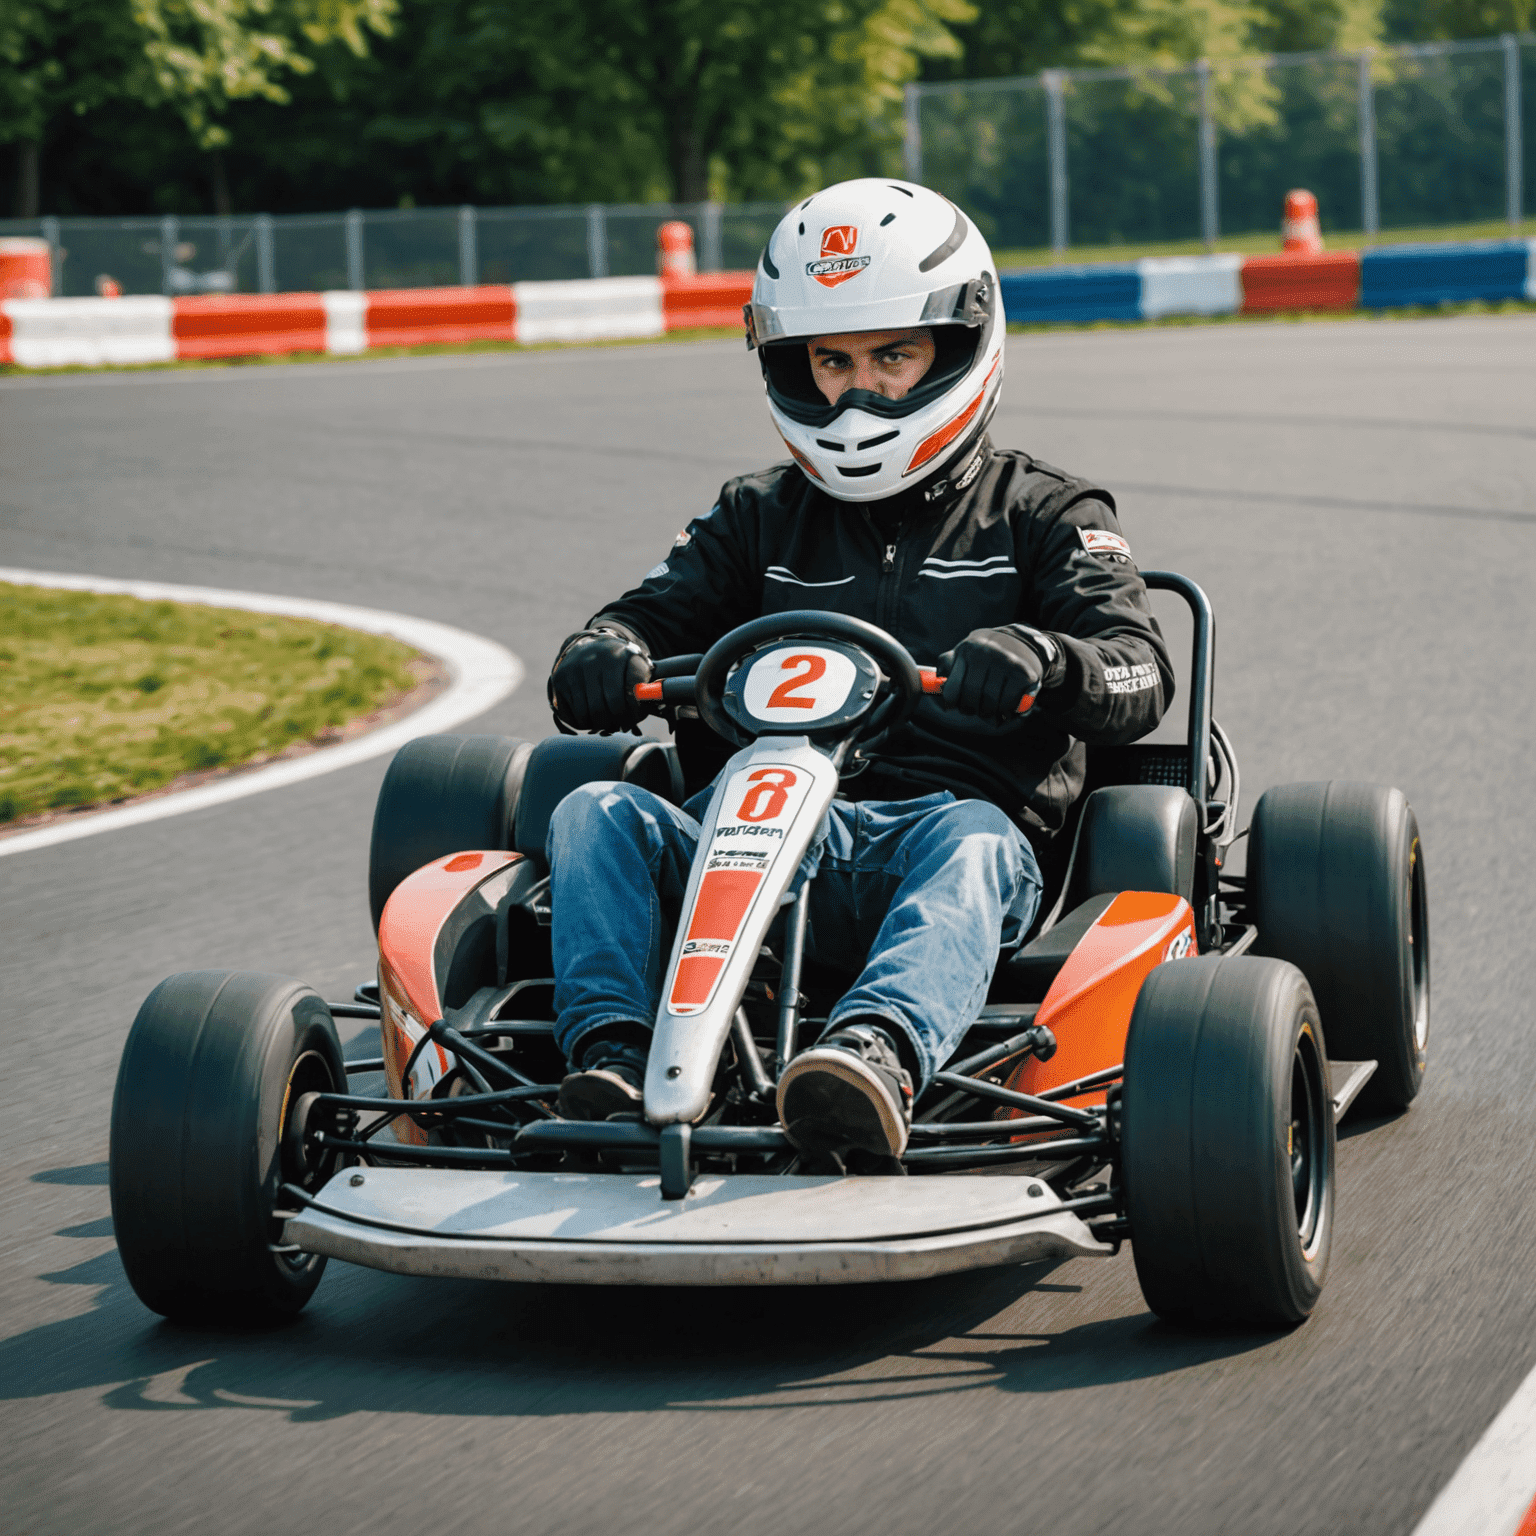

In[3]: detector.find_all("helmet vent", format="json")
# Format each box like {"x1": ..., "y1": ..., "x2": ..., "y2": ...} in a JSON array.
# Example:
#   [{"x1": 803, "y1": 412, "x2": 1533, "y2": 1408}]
[
  {"x1": 858, "y1": 430, "x2": 898, "y2": 449},
  {"x1": 889, "y1": 185, "x2": 914, "y2": 197},
  {"x1": 760, "y1": 238, "x2": 780, "y2": 280},
  {"x1": 880, "y1": 214, "x2": 896, "y2": 227},
  {"x1": 837, "y1": 463, "x2": 883, "y2": 478},
  {"x1": 815, "y1": 438, "x2": 845, "y2": 452},
  {"x1": 798, "y1": 223, "x2": 805, "y2": 234}
]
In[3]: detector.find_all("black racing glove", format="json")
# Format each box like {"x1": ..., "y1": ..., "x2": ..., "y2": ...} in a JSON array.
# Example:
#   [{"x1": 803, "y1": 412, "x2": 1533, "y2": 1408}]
[
  {"x1": 938, "y1": 625, "x2": 1063, "y2": 720},
  {"x1": 549, "y1": 628, "x2": 652, "y2": 731}
]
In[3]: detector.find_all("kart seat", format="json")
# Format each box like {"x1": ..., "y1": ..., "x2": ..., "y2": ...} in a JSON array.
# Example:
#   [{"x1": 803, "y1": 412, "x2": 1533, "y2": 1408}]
[
  {"x1": 989, "y1": 784, "x2": 1198, "y2": 1004},
  {"x1": 512, "y1": 734, "x2": 684, "y2": 869}
]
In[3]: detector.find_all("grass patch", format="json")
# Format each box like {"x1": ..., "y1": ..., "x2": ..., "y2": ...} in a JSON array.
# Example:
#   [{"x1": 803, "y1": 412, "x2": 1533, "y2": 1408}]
[
  {"x1": 0, "y1": 583, "x2": 424, "y2": 825},
  {"x1": 993, "y1": 215, "x2": 1536, "y2": 269}
]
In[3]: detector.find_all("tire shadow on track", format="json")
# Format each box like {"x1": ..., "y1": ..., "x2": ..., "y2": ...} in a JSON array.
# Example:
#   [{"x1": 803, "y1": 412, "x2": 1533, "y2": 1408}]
[{"x1": 6, "y1": 1164, "x2": 1273, "y2": 1424}]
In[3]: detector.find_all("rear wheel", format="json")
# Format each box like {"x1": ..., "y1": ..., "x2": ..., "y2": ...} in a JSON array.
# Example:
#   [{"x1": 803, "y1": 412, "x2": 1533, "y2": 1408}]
[
  {"x1": 1121, "y1": 955, "x2": 1334, "y2": 1328},
  {"x1": 1249, "y1": 780, "x2": 1429, "y2": 1114},
  {"x1": 368, "y1": 734, "x2": 531, "y2": 929},
  {"x1": 109, "y1": 970, "x2": 345, "y2": 1323}
]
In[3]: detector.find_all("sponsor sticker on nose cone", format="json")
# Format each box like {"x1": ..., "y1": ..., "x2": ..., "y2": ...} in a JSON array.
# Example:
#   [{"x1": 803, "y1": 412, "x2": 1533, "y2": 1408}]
[{"x1": 668, "y1": 762, "x2": 813, "y2": 1014}]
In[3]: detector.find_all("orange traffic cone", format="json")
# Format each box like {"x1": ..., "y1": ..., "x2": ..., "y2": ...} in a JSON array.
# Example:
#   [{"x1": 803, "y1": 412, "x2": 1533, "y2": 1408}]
[
  {"x1": 0, "y1": 236, "x2": 51, "y2": 298},
  {"x1": 656, "y1": 220, "x2": 697, "y2": 278},
  {"x1": 1281, "y1": 189, "x2": 1323, "y2": 254}
]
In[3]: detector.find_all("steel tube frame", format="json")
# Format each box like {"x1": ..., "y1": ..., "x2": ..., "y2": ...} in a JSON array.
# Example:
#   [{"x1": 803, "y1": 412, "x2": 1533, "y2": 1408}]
[
  {"x1": 930, "y1": 1071, "x2": 1100, "y2": 1128},
  {"x1": 775, "y1": 882, "x2": 812, "y2": 1074}
]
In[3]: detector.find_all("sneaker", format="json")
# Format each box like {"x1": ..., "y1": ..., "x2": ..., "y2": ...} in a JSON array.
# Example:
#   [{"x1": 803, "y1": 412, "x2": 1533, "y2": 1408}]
[
  {"x1": 776, "y1": 1021, "x2": 914, "y2": 1158},
  {"x1": 557, "y1": 1038, "x2": 647, "y2": 1121}
]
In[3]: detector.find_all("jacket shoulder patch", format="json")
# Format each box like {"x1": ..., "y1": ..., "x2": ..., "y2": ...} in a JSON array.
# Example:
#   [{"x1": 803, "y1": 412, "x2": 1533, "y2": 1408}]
[{"x1": 1078, "y1": 527, "x2": 1132, "y2": 563}]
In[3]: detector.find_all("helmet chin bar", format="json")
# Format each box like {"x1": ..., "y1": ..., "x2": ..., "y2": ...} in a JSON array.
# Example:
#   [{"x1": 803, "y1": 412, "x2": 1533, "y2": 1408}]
[{"x1": 773, "y1": 352, "x2": 1002, "y2": 505}]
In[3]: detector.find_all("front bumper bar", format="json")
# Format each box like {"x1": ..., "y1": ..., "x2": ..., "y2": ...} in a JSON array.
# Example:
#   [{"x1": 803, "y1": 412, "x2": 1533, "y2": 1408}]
[{"x1": 283, "y1": 1168, "x2": 1114, "y2": 1286}]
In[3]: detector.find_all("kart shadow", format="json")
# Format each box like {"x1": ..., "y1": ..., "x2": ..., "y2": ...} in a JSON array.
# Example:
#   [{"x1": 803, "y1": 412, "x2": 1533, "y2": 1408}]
[{"x1": 9, "y1": 1174, "x2": 1273, "y2": 1424}]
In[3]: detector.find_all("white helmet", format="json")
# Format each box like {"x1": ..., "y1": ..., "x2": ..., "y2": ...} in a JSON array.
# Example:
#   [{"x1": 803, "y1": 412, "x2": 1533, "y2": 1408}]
[{"x1": 747, "y1": 178, "x2": 1002, "y2": 504}]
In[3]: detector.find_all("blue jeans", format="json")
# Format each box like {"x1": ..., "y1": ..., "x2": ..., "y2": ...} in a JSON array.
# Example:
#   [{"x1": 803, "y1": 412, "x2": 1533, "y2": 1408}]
[{"x1": 546, "y1": 781, "x2": 1043, "y2": 1089}]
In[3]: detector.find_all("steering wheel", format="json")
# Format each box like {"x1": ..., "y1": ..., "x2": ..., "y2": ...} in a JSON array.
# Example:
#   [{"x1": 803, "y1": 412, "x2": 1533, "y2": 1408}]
[{"x1": 693, "y1": 611, "x2": 926, "y2": 750}]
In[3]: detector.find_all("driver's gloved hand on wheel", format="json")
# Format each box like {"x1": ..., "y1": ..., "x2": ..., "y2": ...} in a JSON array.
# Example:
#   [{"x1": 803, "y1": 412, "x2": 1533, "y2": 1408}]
[
  {"x1": 938, "y1": 625, "x2": 1064, "y2": 721},
  {"x1": 549, "y1": 628, "x2": 652, "y2": 731}
]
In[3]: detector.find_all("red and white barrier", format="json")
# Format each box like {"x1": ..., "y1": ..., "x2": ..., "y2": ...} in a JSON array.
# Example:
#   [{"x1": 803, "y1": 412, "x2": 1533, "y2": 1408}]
[
  {"x1": 366, "y1": 286, "x2": 516, "y2": 349},
  {"x1": 0, "y1": 296, "x2": 175, "y2": 367},
  {"x1": 512, "y1": 275, "x2": 665, "y2": 344},
  {"x1": 0, "y1": 273, "x2": 755, "y2": 367},
  {"x1": 172, "y1": 293, "x2": 327, "y2": 358},
  {"x1": 663, "y1": 273, "x2": 754, "y2": 330}
]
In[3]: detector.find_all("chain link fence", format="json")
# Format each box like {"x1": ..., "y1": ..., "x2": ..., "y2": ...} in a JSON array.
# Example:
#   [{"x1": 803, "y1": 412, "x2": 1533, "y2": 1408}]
[
  {"x1": 908, "y1": 33, "x2": 1535, "y2": 254},
  {"x1": 0, "y1": 201, "x2": 787, "y2": 300}
]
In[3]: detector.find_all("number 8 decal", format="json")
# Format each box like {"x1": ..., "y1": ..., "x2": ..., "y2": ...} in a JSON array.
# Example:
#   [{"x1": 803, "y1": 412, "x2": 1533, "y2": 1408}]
[{"x1": 737, "y1": 768, "x2": 797, "y2": 822}]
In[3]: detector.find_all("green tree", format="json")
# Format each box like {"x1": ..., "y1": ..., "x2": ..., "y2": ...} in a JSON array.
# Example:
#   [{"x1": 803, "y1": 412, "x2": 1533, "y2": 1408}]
[
  {"x1": 1382, "y1": 0, "x2": 1533, "y2": 38},
  {"x1": 396, "y1": 0, "x2": 973, "y2": 205},
  {"x1": 0, "y1": 0, "x2": 395, "y2": 216},
  {"x1": 131, "y1": 0, "x2": 396, "y2": 209},
  {"x1": 0, "y1": 0, "x2": 146, "y2": 214},
  {"x1": 930, "y1": 0, "x2": 1385, "y2": 82}
]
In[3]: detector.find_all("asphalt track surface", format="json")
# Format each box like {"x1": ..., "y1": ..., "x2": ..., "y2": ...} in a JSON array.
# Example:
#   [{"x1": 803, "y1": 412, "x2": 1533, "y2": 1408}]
[{"x1": 2, "y1": 316, "x2": 1534, "y2": 1535}]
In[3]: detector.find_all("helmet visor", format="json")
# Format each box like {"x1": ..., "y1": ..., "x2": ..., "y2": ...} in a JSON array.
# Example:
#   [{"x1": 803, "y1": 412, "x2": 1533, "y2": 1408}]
[
  {"x1": 755, "y1": 275, "x2": 996, "y2": 429},
  {"x1": 763, "y1": 323, "x2": 982, "y2": 429}
]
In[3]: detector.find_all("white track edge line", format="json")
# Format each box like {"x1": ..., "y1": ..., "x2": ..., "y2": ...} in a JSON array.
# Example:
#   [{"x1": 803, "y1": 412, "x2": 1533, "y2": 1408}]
[
  {"x1": 0, "y1": 568, "x2": 524, "y2": 859},
  {"x1": 1411, "y1": 1360, "x2": 1536, "y2": 1536}
]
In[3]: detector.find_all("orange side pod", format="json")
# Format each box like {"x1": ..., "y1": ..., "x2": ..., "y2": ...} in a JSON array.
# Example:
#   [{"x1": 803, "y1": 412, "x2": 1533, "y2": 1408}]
[
  {"x1": 1006, "y1": 891, "x2": 1197, "y2": 1110},
  {"x1": 376, "y1": 851, "x2": 522, "y2": 1138}
]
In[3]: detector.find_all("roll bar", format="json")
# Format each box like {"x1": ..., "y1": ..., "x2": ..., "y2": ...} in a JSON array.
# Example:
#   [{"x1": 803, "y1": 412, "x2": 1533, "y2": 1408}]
[{"x1": 1140, "y1": 571, "x2": 1214, "y2": 809}]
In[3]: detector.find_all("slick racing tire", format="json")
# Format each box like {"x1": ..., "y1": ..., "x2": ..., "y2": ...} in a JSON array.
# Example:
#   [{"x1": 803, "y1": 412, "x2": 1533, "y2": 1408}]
[
  {"x1": 1249, "y1": 781, "x2": 1429, "y2": 1114},
  {"x1": 110, "y1": 970, "x2": 346, "y2": 1324},
  {"x1": 1121, "y1": 955, "x2": 1334, "y2": 1329},
  {"x1": 368, "y1": 733, "x2": 531, "y2": 930}
]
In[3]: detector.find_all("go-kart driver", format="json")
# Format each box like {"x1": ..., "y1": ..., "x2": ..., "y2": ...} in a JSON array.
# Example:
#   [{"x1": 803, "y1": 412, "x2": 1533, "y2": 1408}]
[{"x1": 546, "y1": 179, "x2": 1173, "y2": 1163}]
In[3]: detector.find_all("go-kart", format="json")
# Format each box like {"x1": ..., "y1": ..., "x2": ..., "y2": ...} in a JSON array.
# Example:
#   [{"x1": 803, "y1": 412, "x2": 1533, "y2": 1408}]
[{"x1": 109, "y1": 573, "x2": 1429, "y2": 1329}]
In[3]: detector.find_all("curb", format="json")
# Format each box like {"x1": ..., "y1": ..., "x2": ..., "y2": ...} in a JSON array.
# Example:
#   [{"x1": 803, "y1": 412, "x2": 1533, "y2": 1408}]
[
  {"x1": 1411, "y1": 1360, "x2": 1536, "y2": 1536},
  {"x1": 0, "y1": 569, "x2": 525, "y2": 859}
]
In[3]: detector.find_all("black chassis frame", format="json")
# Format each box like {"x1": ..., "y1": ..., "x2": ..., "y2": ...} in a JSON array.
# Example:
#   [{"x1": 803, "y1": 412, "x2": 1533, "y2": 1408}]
[{"x1": 290, "y1": 574, "x2": 1243, "y2": 1241}]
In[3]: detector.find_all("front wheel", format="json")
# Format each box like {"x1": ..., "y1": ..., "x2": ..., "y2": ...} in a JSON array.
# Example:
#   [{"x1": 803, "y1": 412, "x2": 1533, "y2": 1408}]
[
  {"x1": 109, "y1": 970, "x2": 345, "y2": 1323},
  {"x1": 1121, "y1": 955, "x2": 1334, "y2": 1329}
]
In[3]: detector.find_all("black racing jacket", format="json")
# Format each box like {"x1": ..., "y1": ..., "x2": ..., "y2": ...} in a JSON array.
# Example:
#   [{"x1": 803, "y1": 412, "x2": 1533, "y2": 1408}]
[{"x1": 588, "y1": 442, "x2": 1174, "y2": 842}]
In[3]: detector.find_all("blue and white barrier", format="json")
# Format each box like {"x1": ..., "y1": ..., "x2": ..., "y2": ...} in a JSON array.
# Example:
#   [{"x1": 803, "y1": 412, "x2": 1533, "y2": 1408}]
[
  {"x1": 1358, "y1": 239, "x2": 1534, "y2": 309},
  {"x1": 998, "y1": 240, "x2": 1536, "y2": 326}
]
